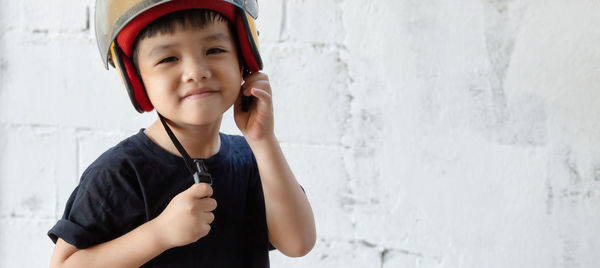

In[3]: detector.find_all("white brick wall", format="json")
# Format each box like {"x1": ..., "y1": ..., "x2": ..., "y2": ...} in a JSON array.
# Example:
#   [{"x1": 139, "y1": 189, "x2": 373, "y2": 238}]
[{"x1": 1, "y1": 0, "x2": 600, "y2": 267}]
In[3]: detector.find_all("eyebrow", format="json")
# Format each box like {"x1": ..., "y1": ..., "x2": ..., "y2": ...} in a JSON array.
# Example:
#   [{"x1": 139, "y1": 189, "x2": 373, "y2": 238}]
[{"x1": 147, "y1": 33, "x2": 232, "y2": 58}]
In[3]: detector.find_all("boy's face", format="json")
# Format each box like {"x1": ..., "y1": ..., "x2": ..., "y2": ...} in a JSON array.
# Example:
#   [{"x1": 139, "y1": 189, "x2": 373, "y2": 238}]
[{"x1": 136, "y1": 19, "x2": 243, "y2": 127}]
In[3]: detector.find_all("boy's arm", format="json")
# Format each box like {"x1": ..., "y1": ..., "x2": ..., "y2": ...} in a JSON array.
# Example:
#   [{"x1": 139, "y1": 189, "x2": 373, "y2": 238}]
[
  {"x1": 234, "y1": 72, "x2": 316, "y2": 257},
  {"x1": 50, "y1": 220, "x2": 166, "y2": 268},
  {"x1": 50, "y1": 183, "x2": 216, "y2": 268},
  {"x1": 249, "y1": 136, "x2": 317, "y2": 257}
]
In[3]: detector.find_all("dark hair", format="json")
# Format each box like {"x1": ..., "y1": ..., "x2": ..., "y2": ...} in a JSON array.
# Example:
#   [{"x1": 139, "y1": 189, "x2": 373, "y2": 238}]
[{"x1": 131, "y1": 9, "x2": 241, "y2": 71}]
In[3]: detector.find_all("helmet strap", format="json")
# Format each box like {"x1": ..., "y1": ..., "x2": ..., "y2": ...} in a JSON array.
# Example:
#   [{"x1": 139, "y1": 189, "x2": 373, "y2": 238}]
[{"x1": 158, "y1": 112, "x2": 213, "y2": 185}]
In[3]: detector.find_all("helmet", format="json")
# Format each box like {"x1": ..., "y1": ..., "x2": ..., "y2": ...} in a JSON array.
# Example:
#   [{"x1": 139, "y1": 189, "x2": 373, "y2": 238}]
[{"x1": 95, "y1": 0, "x2": 263, "y2": 113}]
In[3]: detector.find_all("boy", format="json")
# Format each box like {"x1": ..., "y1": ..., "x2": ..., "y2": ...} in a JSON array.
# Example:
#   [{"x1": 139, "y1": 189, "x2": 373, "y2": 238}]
[{"x1": 48, "y1": 0, "x2": 316, "y2": 267}]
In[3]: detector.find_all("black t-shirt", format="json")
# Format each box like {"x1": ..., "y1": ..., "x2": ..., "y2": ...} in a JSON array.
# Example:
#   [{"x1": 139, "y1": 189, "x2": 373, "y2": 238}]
[{"x1": 48, "y1": 130, "x2": 272, "y2": 267}]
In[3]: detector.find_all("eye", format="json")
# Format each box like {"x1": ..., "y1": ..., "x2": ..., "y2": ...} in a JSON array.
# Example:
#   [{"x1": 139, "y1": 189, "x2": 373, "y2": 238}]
[
  {"x1": 207, "y1": 48, "x2": 226, "y2": 55},
  {"x1": 158, "y1": 56, "x2": 178, "y2": 64}
]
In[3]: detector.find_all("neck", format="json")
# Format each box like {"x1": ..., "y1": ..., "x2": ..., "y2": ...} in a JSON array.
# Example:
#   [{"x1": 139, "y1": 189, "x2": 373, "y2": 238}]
[{"x1": 144, "y1": 117, "x2": 222, "y2": 159}]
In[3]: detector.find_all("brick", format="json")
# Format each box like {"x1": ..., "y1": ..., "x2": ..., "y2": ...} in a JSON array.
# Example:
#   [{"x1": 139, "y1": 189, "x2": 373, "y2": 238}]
[
  {"x1": 0, "y1": 218, "x2": 55, "y2": 267},
  {"x1": 0, "y1": 0, "x2": 89, "y2": 31},
  {"x1": 381, "y1": 249, "x2": 444, "y2": 268},
  {"x1": 0, "y1": 30, "x2": 156, "y2": 130},
  {"x1": 270, "y1": 239, "x2": 381, "y2": 268},
  {"x1": 280, "y1": 143, "x2": 353, "y2": 240},
  {"x1": 261, "y1": 44, "x2": 349, "y2": 144},
  {"x1": 255, "y1": 0, "x2": 283, "y2": 44},
  {"x1": 351, "y1": 135, "x2": 553, "y2": 255},
  {"x1": 285, "y1": 0, "x2": 345, "y2": 44},
  {"x1": 0, "y1": 125, "x2": 77, "y2": 220}
]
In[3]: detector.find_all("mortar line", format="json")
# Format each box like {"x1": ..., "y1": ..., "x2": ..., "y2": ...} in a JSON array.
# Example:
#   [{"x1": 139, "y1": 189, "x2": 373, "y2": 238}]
[{"x1": 279, "y1": 0, "x2": 287, "y2": 41}]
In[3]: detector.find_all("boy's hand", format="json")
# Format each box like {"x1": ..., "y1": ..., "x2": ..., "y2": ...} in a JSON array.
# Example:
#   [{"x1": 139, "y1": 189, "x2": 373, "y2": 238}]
[
  {"x1": 152, "y1": 183, "x2": 217, "y2": 248},
  {"x1": 234, "y1": 72, "x2": 274, "y2": 142}
]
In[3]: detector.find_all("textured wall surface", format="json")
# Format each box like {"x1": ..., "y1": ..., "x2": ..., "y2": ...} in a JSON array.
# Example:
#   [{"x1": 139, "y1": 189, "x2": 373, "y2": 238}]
[{"x1": 1, "y1": 0, "x2": 599, "y2": 267}]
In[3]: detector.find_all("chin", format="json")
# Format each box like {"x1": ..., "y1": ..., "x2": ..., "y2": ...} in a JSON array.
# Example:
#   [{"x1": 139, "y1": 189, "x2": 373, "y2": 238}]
[{"x1": 181, "y1": 111, "x2": 224, "y2": 126}]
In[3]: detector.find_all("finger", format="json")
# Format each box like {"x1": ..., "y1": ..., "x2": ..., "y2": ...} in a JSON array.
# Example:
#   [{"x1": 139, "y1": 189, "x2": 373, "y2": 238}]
[
  {"x1": 243, "y1": 72, "x2": 269, "y2": 84},
  {"x1": 243, "y1": 80, "x2": 271, "y2": 95},
  {"x1": 189, "y1": 183, "x2": 213, "y2": 198},
  {"x1": 242, "y1": 81, "x2": 270, "y2": 96},
  {"x1": 242, "y1": 87, "x2": 252, "y2": 97},
  {"x1": 205, "y1": 212, "x2": 215, "y2": 224},
  {"x1": 197, "y1": 224, "x2": 211, "y2": 238},
  {"x1": 250, "y1": 88, "x2": 272, "y2": 103},
  {"x1": 199, "y1": 197, "x2": 217, "y2": 211}
]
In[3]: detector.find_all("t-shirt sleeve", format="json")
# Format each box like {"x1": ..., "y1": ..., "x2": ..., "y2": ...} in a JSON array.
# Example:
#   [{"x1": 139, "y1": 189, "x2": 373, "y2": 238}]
[{"x1": 48, "y1": 166, "x2": 146, "y2": 249}]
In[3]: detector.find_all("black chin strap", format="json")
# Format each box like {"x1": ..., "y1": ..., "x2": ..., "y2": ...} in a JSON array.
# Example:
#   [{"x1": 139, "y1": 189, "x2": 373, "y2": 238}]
[{"x1": 158, "y1": 113, "x2": 213, "y2": 185}]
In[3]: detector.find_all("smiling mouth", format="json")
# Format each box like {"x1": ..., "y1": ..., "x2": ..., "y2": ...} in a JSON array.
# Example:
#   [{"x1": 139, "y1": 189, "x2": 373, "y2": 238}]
[{"x1": 183, "y1": 89, "x2": 217, "y2": 99}]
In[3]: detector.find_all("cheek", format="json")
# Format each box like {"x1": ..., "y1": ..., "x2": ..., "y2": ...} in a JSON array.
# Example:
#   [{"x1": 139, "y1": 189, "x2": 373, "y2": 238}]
[
  {"x1": 143, "y1": 79, "x2": 179, "y2": 111},
  {"x1": 228, "y1": 73, "x2": 243, "y2": 96},
  {"x1": 142, "y1": 72, "x2": 176, "y2": 97},
  {"x1": 142, "y1": 77, "x2": 162, "y2": 102},
  {"x1": 218, "y1": 68, "x2": 242, "y2": 90}
]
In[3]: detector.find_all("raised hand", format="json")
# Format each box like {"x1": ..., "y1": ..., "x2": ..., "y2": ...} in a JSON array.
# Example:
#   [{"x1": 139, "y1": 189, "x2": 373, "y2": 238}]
[{"x1": 234, "y1": 72, "x2": 274, "y2": 142}]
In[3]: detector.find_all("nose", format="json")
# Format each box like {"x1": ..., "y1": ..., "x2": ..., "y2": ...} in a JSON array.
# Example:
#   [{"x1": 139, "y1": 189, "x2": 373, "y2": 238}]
[{"x1": 181, "y1": 58, "x2": 211, "y2": 82}]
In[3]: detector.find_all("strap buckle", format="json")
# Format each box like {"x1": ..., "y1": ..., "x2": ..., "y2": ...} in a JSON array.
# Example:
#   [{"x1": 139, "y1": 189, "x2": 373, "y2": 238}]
[{"x1": 193, "y1": 160, "x2": 213, "y2": 185}]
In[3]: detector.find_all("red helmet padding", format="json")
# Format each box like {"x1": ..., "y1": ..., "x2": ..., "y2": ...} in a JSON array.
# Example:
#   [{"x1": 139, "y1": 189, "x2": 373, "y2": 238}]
[
  {"x1": 121, "y1": 53, "x2": 154, "y2": 111},
  {"x1": 236, "y1": 17, "x2": 260, "y2": 72},
  {"x1": 115, "y1": 0, "x2": 260, "y2": 112}
]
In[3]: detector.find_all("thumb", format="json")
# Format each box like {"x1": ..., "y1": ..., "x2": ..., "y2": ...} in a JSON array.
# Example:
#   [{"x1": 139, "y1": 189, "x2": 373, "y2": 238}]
[{"x1": 186, "y1": 183, "x2": 213, "y2": 199}]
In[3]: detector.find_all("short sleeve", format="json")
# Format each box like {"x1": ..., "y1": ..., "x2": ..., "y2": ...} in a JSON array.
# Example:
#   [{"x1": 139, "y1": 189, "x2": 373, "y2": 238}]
[{"x1": 48, "y1": 166, "x2": 146, "y2": 249}]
